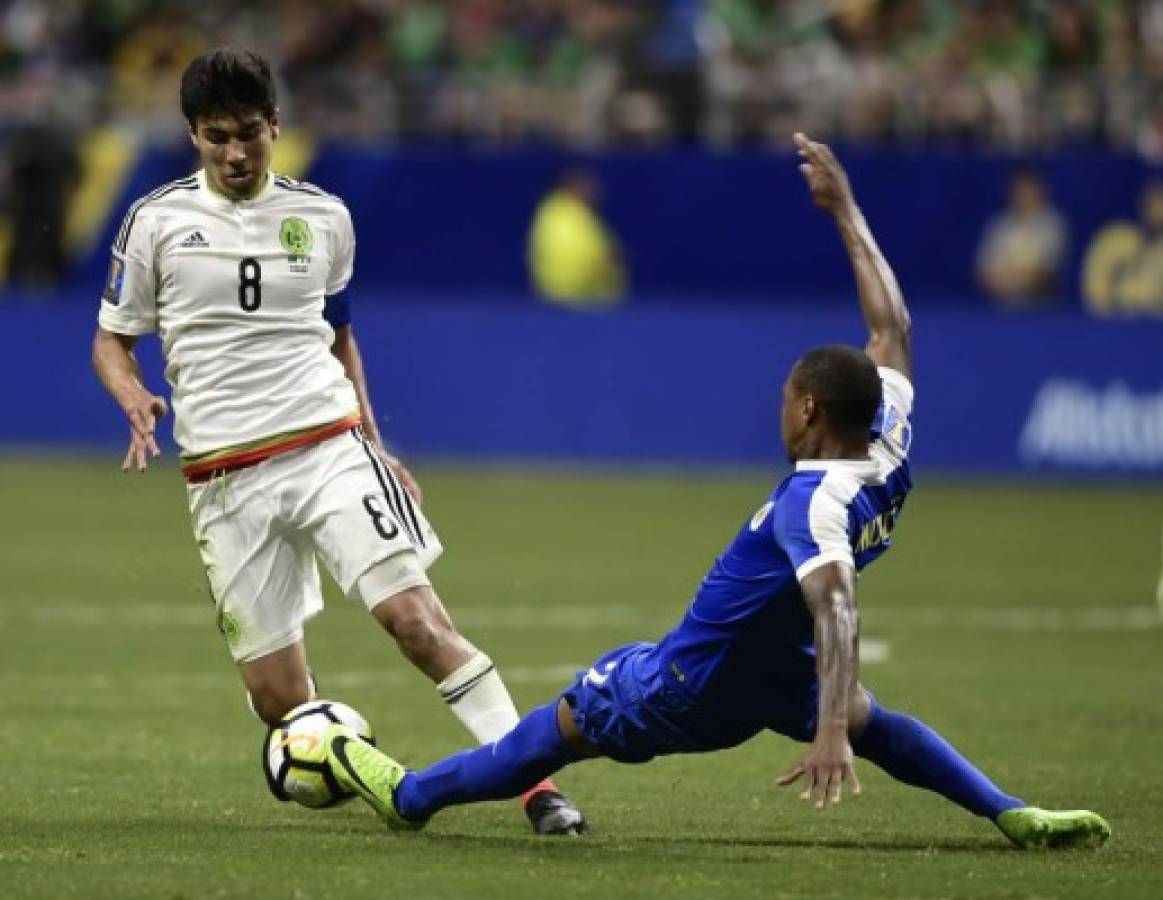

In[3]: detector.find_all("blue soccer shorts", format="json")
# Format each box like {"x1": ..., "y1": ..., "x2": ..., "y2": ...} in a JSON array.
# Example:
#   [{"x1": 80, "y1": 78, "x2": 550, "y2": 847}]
[{"x1": 560, "y1": 642, "x2": 821, "y2": 763}]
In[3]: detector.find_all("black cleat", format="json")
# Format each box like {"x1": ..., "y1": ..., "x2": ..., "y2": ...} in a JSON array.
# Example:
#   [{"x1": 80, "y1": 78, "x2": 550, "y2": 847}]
[{"x1": 524, "y1": 789, "x2": 587, "y2": 835}]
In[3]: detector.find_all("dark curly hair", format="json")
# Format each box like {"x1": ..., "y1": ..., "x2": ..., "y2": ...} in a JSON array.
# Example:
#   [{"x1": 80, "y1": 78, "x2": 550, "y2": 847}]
[{"x1": 790, "y1": 344, "x2": 882, "y2": 443}]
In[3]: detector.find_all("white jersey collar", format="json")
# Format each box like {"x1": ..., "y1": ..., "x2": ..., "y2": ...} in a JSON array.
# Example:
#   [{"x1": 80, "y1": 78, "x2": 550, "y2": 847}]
[{"x1": 197, "y1": 169, "x2": 275, "y2": 207}]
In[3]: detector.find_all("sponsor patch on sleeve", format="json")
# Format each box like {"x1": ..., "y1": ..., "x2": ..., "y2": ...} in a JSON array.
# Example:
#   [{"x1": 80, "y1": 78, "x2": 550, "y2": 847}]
[
  {"x1": 102, "y1": 256, "x2": 125, "y2": 305},
  {"x1": 874, "y1": 403, "x2": 912, "y2": 453}
]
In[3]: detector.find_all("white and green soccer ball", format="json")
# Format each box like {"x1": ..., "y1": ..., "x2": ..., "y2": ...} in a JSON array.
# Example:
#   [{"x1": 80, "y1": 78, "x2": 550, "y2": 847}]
[{"x1": 263, "y1": 700, "x2": 375, "y2": 809}]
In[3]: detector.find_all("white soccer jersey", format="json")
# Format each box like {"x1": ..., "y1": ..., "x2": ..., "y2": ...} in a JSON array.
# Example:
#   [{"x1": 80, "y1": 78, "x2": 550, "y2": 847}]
[{"x1": 97, "y1": 170, "x2": 359, "y2": 458}]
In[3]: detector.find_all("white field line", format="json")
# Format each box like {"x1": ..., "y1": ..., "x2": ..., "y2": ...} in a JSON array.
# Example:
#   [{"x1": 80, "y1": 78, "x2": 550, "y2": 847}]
[
  {"x1": 1, "y1": 602, "x2": 1158, "y2": 633},
  {"x1": 0, "y1": 664, "x2": 585, "y2": 694},
  {"x1": 862, "y1": 605, "x2": 1163, "y2": 632},
  {"x1": 328, "y1": 664, "x2": 587, "y2": 689},
  {"x1": 0, "y1": 602, "x2": 644, "y2": 630},
  {"x1": 860, "y1": 638, "x2": 891, "y2": 664},
  {"x1": 0, "y1": 650, "x2": 896, "y2": 696}
]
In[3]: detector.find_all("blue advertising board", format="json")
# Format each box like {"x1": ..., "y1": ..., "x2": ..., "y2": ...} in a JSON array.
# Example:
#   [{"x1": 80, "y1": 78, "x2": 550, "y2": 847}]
[
  {"x1": 67, "y1": 146, "x2": 1160, "y2": 306},
  {"x1": 1, "y1": 299, "x2": 1158, "y2": 476}
]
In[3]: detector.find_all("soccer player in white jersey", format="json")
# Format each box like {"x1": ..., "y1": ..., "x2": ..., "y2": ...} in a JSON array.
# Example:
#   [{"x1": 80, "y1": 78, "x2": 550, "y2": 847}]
[
  {"x1": 320, "y1": 136, "x2": 1110, "y2": 850},
  {"x1": 90, "y1": 48, "x2": 583, "y2": 835}
]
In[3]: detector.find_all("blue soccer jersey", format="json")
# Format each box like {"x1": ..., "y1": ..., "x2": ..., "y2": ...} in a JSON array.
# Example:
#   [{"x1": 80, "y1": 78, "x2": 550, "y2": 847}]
[{"x1": 652, "y1": 367, "x2": 915, "y2": 721}]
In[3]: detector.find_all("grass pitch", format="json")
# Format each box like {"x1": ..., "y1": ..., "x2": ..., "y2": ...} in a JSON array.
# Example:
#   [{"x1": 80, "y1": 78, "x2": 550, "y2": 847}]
[{"x1": 0, "y1": 458, "x2": 1160, "y2": 899}]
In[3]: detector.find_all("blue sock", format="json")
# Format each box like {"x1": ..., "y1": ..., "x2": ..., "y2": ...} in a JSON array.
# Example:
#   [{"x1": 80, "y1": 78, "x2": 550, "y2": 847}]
[
  {"x1": 396, "y1": 701, "x2": 580, "y2": 821},
  {"x1": 852, "y1": 703, "x2": 1025, "y2": 820}
]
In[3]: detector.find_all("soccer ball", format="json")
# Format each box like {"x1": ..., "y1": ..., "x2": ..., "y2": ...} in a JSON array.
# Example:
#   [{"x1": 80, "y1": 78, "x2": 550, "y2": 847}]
[{"x1": 263, "y1": 700, "x2": 375, "y2": 809}]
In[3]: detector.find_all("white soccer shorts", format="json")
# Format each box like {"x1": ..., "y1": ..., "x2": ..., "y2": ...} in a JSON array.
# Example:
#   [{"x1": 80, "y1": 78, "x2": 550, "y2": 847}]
[{"x1": 187, "y1": 428, "x2": 443, "y2": 663}]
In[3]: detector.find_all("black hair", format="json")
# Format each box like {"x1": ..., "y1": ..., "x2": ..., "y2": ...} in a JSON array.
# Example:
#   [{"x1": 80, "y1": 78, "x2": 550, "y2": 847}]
[
  {"x1": 180, "y1": 49, "x2": 276, "y2": 128},
  {"x1": 790, "y1": 344, "x2": 882, "y2": 443}
]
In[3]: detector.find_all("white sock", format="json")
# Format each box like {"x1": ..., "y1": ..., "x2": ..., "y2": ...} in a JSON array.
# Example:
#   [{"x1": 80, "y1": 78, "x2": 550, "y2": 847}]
[{"x1": 438, "y1": 653, "x2": 521, "y2": 744}]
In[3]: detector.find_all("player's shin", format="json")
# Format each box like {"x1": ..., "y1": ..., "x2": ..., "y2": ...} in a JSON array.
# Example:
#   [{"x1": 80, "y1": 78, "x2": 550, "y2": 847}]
[
  {"x1": 851, "y1": 702, "x2": 1024, "y2": 820},
  {"x1": 395, "y1": 701, "x2": 580, "y2": 821}
]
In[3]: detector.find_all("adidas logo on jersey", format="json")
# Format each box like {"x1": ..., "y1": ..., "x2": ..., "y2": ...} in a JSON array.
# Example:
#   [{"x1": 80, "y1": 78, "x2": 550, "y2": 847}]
[{"x1": 179, "y1": 230, "x2": 209, "y2": 248}]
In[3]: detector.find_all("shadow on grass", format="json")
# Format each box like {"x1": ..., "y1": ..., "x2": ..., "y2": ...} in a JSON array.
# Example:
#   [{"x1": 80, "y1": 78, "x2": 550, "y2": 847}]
[
  {"x1": 22, "y1": 811, "x2": 1008, "y2": 861},
  {"x1": 639, "y1": 834, "x2": 1005, "y2": 854},
  {"x1": 407, "y1": 829, "x2": 1007, "y2": 858}
]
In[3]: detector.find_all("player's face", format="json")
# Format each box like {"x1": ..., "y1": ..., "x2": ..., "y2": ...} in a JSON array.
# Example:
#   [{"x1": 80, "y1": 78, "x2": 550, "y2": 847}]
[{"x1": 190, "y1": 111, "x2": 279, "y2": 201}]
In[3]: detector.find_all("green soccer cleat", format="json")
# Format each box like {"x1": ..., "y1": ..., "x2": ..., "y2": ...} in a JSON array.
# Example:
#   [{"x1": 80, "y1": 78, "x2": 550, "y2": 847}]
[
  {"x1": 996, "y1": 807, "x2": 1111, "y2": 849},
  {"x1": 324, "y1": 724, "x2": 426, "y2": 831}
]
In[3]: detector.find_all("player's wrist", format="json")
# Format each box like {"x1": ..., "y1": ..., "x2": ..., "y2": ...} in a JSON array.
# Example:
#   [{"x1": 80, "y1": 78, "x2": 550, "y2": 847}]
[
  {"x1": 817, "y1": 717, "x2": 849, "y2": 738},
  {"x1": 116, "y1": 383, "x2": 151, "y2": 414},
  {"x1": 829, "y1": 197, "x2": 859, "y2": 223}
]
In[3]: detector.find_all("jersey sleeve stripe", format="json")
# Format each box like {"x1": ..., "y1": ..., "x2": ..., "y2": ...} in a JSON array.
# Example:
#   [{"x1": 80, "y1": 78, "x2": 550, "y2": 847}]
[
  {"x1": 272, "y1": 174, "x2": 338, "y2": 201},
  {"x1": 114, "y1": 175, "x2": 199, "y2": 253},
  {"x1": 114, "y1": 175, "x2": 196, "y2": 248},
  {"x1": 804, "y1": 471, "x2": 859, "y2": 567},
  {"x1": 323, "y1": 291, "x2": 352, "y2": 328}
]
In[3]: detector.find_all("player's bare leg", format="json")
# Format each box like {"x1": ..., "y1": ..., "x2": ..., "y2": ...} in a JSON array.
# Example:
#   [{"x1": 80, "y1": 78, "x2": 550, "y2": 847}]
[
  {"x1": 370, "y1": 583, "x2": 473, "y2": 679},
  {"x1": 371, "y1": 584, "x2": 586, "y2": 834},
  {"x1": 240, "y1": 641, "x2": 317, "y2": 726}
]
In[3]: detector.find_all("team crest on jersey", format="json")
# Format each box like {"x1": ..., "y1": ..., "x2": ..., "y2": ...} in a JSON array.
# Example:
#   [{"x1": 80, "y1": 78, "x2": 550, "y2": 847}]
[
  {"x1": 102, "y1": 256, "x2": 125, "y2": 305},
  {"x1": 279, "y1": 217, "x2": 313, "y2": 274},
  {"x1": 279, "y1": 217, "x2": 313, "y2": 255}
]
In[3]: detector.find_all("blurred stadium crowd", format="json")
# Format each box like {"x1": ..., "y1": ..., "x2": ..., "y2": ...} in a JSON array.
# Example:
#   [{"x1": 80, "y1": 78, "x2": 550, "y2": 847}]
[{"x1": 0, "y1": 0, "x2": 1161, "y2": 152}]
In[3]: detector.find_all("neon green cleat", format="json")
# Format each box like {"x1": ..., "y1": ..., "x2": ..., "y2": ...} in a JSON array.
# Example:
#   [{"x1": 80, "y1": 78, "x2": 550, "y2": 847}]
[
  {"x1": 997, "y1": 807, "x2": 1111, "y2": 849},
  {"x1": 324, "y1": 724, "x2": 425, "y2": 831}
]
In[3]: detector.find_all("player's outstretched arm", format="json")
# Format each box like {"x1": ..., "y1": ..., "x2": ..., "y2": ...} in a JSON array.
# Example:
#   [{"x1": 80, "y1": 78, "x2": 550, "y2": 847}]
[
  {"x1": 330, "y1": 324, "x2": 423, "y2": 504},
  {"x1": 776, "y1": 561, "x2": 862, "y2": 808},
  {"x1": 91, "y1": 327, "x2": 168, "y2": 472},
  {"x1": 794, "y1": 133, "x2": 912, "y2": 379}
]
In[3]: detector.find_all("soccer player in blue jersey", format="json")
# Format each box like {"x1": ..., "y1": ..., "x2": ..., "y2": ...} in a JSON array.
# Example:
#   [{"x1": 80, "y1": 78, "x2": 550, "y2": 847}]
[{"x1": 323, "y1": 134, "x2": 1110, "y2": 849}]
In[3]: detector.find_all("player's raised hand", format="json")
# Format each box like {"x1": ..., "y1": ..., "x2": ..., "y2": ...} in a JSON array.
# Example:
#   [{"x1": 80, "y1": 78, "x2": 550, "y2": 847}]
[
  {"x1": 776, "y1": 727, "x2": 861, "y2": 810},
  {"x1": 793, "y1": 132, "x2": 855, "y2": 216},
  {"x1": 121, "y1": 394, "x2": 168, "y2": 472}
]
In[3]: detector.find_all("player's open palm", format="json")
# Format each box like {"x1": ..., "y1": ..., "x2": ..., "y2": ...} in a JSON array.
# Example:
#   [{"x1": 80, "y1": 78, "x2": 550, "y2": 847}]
[{"x1": 776, "y1": 729, "x2": 861, "y2": 810}]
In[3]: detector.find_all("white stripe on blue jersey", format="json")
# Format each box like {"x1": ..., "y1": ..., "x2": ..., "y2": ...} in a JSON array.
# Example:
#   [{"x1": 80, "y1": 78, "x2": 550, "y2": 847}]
[
  {"x1": 652, "y1": 368, "x2": 915, "y2": 698},
  {"x1": 779, "y1": 366, "x2": 914, "y2": 578}
]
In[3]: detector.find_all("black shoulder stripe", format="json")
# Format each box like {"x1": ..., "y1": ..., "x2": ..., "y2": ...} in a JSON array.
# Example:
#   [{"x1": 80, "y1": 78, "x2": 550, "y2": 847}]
[
  {"x1": 114, "y1": 175, "x2": 197, "y2": 248},
  {"x1": 115, "y1": 175, "x2": 198, "y2": 253},
  {"x1": 273, "y1": 174, "x2": 333, "y2": 199}
]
